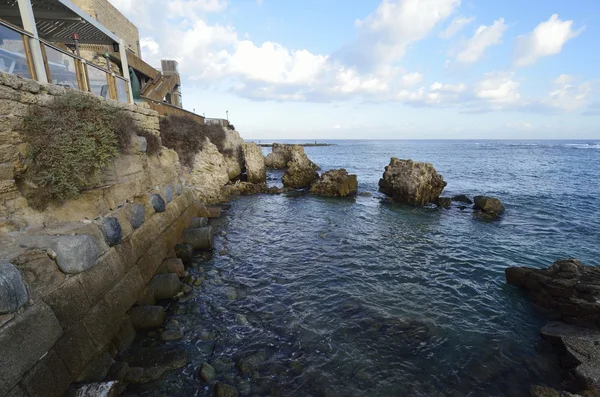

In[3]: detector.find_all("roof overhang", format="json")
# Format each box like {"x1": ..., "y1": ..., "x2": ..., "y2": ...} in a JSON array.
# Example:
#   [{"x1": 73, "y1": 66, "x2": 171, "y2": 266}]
[{"x1": 0, "y1": 0, "x2": 119, "y2": 44}]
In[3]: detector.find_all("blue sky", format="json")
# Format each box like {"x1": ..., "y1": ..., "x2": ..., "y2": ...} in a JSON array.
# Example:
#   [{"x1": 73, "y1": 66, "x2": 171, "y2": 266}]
[{"x1": 108, "y1": 0, "x2": 600, "y2": 139}]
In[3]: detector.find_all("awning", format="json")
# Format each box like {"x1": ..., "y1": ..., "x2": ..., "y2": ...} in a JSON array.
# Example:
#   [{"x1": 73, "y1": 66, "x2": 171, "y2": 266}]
[{"x1": 0, "y1": 0, "x2": 119, "y2": 44}]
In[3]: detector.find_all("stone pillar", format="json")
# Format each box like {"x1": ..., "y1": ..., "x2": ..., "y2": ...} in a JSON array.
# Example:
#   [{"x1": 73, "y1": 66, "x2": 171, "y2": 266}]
[
  {"x1": 119, "y1": 39, "x2": 134, "y2": 103},
  {"x1": 17, "y1": 0, "x2": 49, "y2": 83}
]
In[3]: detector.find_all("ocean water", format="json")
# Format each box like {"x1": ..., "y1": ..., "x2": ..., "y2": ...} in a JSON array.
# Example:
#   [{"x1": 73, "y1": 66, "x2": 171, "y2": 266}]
[{"x1": 127, "y1": 140, "x2": 599, "y2": 397}]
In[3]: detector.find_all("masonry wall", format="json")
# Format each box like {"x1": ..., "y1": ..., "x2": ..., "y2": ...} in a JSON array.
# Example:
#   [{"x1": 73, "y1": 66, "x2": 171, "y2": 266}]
[{"x1": 0, "y1": 72, "x2": 208, "y2": 397}]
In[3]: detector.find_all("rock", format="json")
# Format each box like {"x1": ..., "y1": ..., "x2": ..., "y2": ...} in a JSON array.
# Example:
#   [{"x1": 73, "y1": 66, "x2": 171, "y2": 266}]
[
  {"x1": 128, "y1": 203, "x2": 145, "y2": 229},
  {"x1": 224, "y1": 155, "x2": 242, "y2": 180},
  {"x1": 242, "y1": 143, "x2": 266, "y2": 183},
  {"x1": 174, "y1": 183, "x2": 183, "y2": 196},
  {"x1": 106, "y1": 362, "x2": 130, "y2": 381},
  {"x1": 189, "y1": 217, "x2": 208, "y2": 229},
  {"x1": 149, "y1": 274, "x2": 182, "y2": 300},
  {"x1": 215, "y1": 383, "x2": 239, "y2": 397},
  {"x1": 236, "y1": 351, "x2": 266, "y2": 375},
  {"x1": 0, "y1": 263, "x2": 28, "y2": 314},
  {"x1": 150, "y1": 194, "x2": 166, "y2": 212},
  {"x1": 235, "y1": 314, "x2": 249, "y2": 326},
  {"x1": 189, "y1": 138, "x2": 230, "y2": 203},
  {"x1": 281, "y1": 147, "x2": 320, "y2": 188},
  {"x1": 159, "y1": 258, "x2": 185, "y2": 278},
  {"x1": 264, "y1": 143, "x2": 289, "y2": 169},
  {"x1": 124, "y1": 367, "x2": 143, "y2": 384},
  {"x1": 222, "y1": 181, "x2": 266, "y2": 197},
  {"x1": 174, "y1": 244, "x2": 194, "y2": 265},
  {"x1": 128, "y1": 306, "x2": 165, "y2": 330},
  {"x1": 134, "y1": 136, "x2": 147, "y2": 153},
  {"x1": 126, "y1": 346, "x2": 188, "y2": 383},
  {"x1": 163, "y1": 186, "x2": 174, "y2": 203},
  {"x1": 206, "y1": 207, "x2": 222, "y2": 218},
  {"x1": 69, "y1": 381, "x2": 120, "y2": 397},
  {"x1": 378, "y1": 158, "x2": 446, "y2": 205},
  {"x1": 199, "y1": 362, "x2": 216, "y2": 382},
  {"x1": 435, "y1": 197, "x2": 452, "y2": 209},
  {"x1": 182, "y1": 227, "x2": 214, "y2": 250},
  {"x1": 452, "y1": 194, "x2": 473, "y2": 204},
  {"x1": 160, "y1": 329, "x2": 183, "y2": 341},
  {"x1": 51, "y1": 235, "x2": 99, "y2": 274},
  {"x1": 506, "y1": 259, "x2": 600, "y2": 327},
  {"x1": 358, "y1": 192, "x2": 372, "y2": 197},
  {"x1": 99, "y1": 217, "x2": 122, "y2": 246},
  {"x1": 310, "y1": 169, "x2": 358, "y2": 197},
  {"x1": 473, "y1": 196, "x2": 505, "y2": 218}
]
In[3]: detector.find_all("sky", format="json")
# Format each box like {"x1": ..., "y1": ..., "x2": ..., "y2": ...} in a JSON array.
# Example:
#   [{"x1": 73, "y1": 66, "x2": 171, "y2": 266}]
[{"x1": 107, "y1": 0, "x2": 600, "y2": 140}]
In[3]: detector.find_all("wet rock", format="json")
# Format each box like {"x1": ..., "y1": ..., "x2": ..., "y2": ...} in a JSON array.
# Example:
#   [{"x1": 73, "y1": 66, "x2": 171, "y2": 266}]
[
  {"x1": 149, "y1": 274, "x2": 182, "y2": 300},
  {"x1": 68, "y1": 381, "x2": 120, "y2": 397},
  {"x1": 199, "y1": 362, "x2": 216, "y2": 382},
  {"x1": 159, "y1": 258, "x2": 185, "y2": 278},
  {"x1": 452, "y1": 194, "x2": 473, "y2": 204},
  {"x1": 310, "y1": 169, "x2": 358, "y2": 197},
  {"x1": 235, "y1": 314, "x2": 249, "y2": 326},
  {"x1": 242, "y1": 143, "x2": 267, "y2": 183},
  {"x1": 129, "y1": 305, "x2": 165, "y2": 330},
  {"x1": 0, "y1": 262, "x2": 28, "y2": 314},
  {"x1": 182, "y1": 284, "x2": 193, "y2": 294},
  {"x1": 183, "y1": 227, "x2": 214, "y2": 250},
  {"x1": 126, "y1": 346, "x2": 188, "y2": 382},
  {"x1": 505, "y1": 259, "x2": 600, "y2": 326},
  {"x1": 435, "y1": 197, "x2": 452, "y2": 209},
  {"x1": 150, "y1": 194, "x2": 166, "y2": 212},
  {"x1": 224, "y1": 286, "x2": 238, "y2": 300},
  {"x1": 215, "y1": 383, "x2": 239, "y2": 397},
  {"x1": 189, "y1": 217, "x2": 208, "y2": 229},
  {"x1": 223, "y1": 182, "x2": 267, "y2": 197},
  {"x1": 174, "y1": 244, "x2": 194, "y2": 265},
  {"x1": 106, "y1": 361, "x2": 130, "y2": 381},
  {"x1": 236, "y1": 351, "x2": 266, "y2": 375},
  {"x1": 128, "y1": 203, "x2": 145, "y2": 229},
  {"x1": 358, "y1": 192, "x2": 372, "y2": 197},
  {"x1": 354, "y1": 368, "x2": 373, "y2": 382},
  {"x1": 160, "y1": 328, "x2": 183, "y2": 341},
  {"x1": 99, "y1": 217, "x2": 122, "y2": 246},
  {"x1": 378, "y1": 158, "x2": 447, "y2": 205},
  {"x1": 124, "y1": 367, "x2": 143, "y2": 384},
  {"x1": 237, "y1": 380, "x2": 252, "y2": 396},
  {"x1": 473, "y1": 196, "x2": 505, "y2": 219}
]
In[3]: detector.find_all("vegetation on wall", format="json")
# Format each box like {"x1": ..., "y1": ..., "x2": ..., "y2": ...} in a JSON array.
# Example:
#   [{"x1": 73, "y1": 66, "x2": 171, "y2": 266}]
[
  {"x1": 159, "y1": 115, "x2": 232, "y2": 168},
  {"x1": 19, "y1": 91, "x2": 153, "y2": 210}
]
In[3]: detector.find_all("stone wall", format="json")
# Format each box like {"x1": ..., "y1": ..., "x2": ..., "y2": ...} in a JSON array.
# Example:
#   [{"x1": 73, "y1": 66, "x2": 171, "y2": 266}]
[{"x1": 0, "y1": 72, "x2": 211, "y2": 396}]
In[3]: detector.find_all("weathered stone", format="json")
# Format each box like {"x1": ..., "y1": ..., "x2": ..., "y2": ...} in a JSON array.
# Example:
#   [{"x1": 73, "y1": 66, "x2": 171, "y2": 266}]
[
  {"x1": 106, "y1": 361, "x2": 130, "y2": 382},
  {"x1": 0, "y1": 262, "x2": 28, "y2": 314},
  {"x1": 199, "y1": 362, "x2": 216, "y2": 382},
  {"x1": 452, "y1": 194, "x2": 473, "y2": 204},
  {"x1": 189, "y1": 138, "x2": 230, "y2": 203},
  {"x1": 182, "y1": 227, "x2": 214, "y2": 250},
  {"x1": 127, "y1": 203, "x2": 145, "y2": 229},
  {"x1": 174, "y1": 243, "x2": 194, "y2": 265},
  {"x1": 378, "y1": 158, "x2": 447, "y2": 205},
  {"x1": 100, "y1": 217, "x2": 123, "y2": 246},
  {"x1": 435, "y1": 197, "x2": 452, "y2": 209},
  {"x1": 236, "y1": 351, "x2": 266, "y2": 375},
  {"x1": 69, "y1": 381, "x2": 121, "y2": 397},
  {"x1": 189, "y1": 217, "x2": 208, "y2": 229},
  {"x1": 159, "y1": 258, "x2": 185, "y2": 278},
  {"x1": 160, "y1": 328, "x2": 183, "y2": 341},
  {"x1": 149, "y1": 273, "x2": 182, "y2": 301},
  {"x1": 215, "y1": 383, "x2": 239, "y2": 397},
  {"x1": 0, "y1": 302, "x2": 63, "y2": 396},
  {"x1": 76, "y1": 249, "x2": 125, "y2": 306},
  {"x1": 76, "y1": 352, "x2": 115, "y2": 383},
  {"x1": 45, "y1": 277, "x2": 93, "y2": 328},
  {"x1": 150, "y1": 194, "x2": 166, "y2": 212},
  {"x1": 54, "y1": 322, "x2": 97, "y2": 377},
  {"x1": 125, "y1": 346, "x2": 188, "y2": 382},
  {"x1": 50, "y1": 235, "x2": 100, "y2": 274},
  {"x1": 124, "y1": 367, "x2": 143, "y2": 384},
  {"x1": 5, "y1": 385, "x2": 28, "y2": 397},
  {"x1": 473, "y1": 196, "x2": 505, "y2": 218},
  {"x1": 281, "y1": 148, "x2": 320, "y2": 188},
  {"x1": 112, "y1": 315, "x2": 136, "y2": 353},
  {"x1": 129, "y1": 305, "x2": 165, "y2": 330},
  {"x1": 20, "y1": 349, "x2": 71, "y2": 397},
  {"x1": 310, "y1": 169, "x2": 358, "y2": 197},
  {"x1": 174, "y1": 183, "x2": 183, "y2": 196},
  {"x1": 164, "y1": 185, "x2": 174, "y2": 203},
  {"x1": 134, "y1": 136, "x2": 147, "y2": 153},
  {"x1": 206, "y1": 207, "x2": 222, "y2": 218},
  {"x1": 242, "y1": 143, "x2": 266, "y2": 183}
]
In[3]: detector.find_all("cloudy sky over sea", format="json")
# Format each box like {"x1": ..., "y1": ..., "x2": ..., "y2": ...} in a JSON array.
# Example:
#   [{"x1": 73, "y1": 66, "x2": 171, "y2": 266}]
[{"x1": 108, "y1": 0, "x2": 599, "y2": 139}]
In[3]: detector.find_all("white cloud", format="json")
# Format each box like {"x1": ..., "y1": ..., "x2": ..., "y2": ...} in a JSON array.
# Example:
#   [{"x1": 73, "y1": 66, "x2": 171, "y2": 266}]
[
  {"x1": 542, "y1": 77, "x2": 593, "y2": 111},
  {"x1": 554, "y1": 74, "x2": 575, "y2": 85},
  {"x1": 430, "y1": 82, "x2": 468, "y2": 93},
  {"x1": 140, "y1": 37, "x2": 160, "y2": 56},
  {"x1": 439, "y1": 16, "x2": 475, "y2": 39},
  {"x1": 514, "y1": 14, "x2": 583, "y2": 67},
  {"x1": 399, "y1": 72, "x2": 423, "y2": 87},
  {"x1": 455, "y1": 18, "x2": 507, "y2": 63},
  {"x1": 475, "y1": 72, "x2": 520, "y2": 104}
]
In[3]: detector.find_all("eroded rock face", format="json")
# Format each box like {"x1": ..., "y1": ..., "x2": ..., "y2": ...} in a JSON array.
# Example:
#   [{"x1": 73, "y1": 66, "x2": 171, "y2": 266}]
[
  {"x1": 378, "y1": 158, "x2": 447, "y2": 205},
  {"x1": 242, "y1": 143, "x2": 266, "y2": 183},
  {"x1": 188, "y1": 138, "x2": 230, "y2": 203},
  {"x1": 310, "y1": 169, "x2": 358, "y2": 197},
  {"x1": 506, "y1": 259, "x2": 600, "y2": 327},
  {"x1": 282, "y1": 148, "x2": 320, "y2": 188},
  {"x1": 264, "y1": 143, "x2": 290, "y2": 169}
]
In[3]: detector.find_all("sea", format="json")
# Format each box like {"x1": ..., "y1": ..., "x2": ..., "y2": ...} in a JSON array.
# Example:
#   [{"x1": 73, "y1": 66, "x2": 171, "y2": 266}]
[{"x1": 127, "y1": 140, "x2": 599, "y2": 397}]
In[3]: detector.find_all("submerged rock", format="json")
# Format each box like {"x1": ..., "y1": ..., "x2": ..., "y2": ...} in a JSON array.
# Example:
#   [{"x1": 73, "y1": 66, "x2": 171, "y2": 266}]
[
  {"x1": 452, "y1": 194, "x2": 473, "y2": 204},
  {"x1": 236, "y1": 351, "x2": 266, "y2": 375},
  {"x1": 506, "y1": 259, "x2": 600, "y2": 327},
  {"x1": 129, "y1": 305, "x2": 165, "y2": 330},
  {"x1": 199, "y1": 362, "x2": 216, "y2": 382},
  {"x1": 214, "y1": 383, "x2": 239, "y2": 397},
  {"x1": 310, "y1": 169, "x2": 358, "y2": 197},
  {"x1": 378, "y1": 158, "x2": 447, "y2": 205},
  {"x1": 435, "y1": 197, "x2": 452, "y2": 209},
  {"x1": 473, "y1": 196, "x2": 505, "y2": 219}
]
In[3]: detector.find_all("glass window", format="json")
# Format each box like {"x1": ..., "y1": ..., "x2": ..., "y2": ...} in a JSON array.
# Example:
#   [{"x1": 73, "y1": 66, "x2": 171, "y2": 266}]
[
  {"x1": 0, "y1": 24, "x2": 31, "y2": 79},
  {"x1": 87, "y1": 65, "x2": 109, "y2": 99},
  {"x1": 44, "y1": 45, "x2": 78, "y2": 89},
  {"x1": 115, "y1": 77, "x2": 128, "y2": 103}
]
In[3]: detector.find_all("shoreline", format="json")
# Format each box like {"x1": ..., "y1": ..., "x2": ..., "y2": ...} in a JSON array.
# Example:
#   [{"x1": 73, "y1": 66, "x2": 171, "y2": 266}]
[{"x1": 255, "y1": 143, "x2": 335, "y2": 147}]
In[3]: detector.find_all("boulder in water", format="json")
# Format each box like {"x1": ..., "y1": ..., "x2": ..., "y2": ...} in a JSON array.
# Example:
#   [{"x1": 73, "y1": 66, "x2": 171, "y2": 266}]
[
  {"x1": 435, "y1": 197, "x2": 452, "y2": 209},
  {"x1": 452, "y1": 194, "x2": 473, "y2": 204},
  {"x1": 378, "y1": 158, "x2": 447, "y2": 205},
  {"x1": 282, "y1": 148, "x2": 320, "y2": 188},
  {"x1": 310, "y1": 169, "x2": 358, "y2": 197},
  {"x1": 473, "y1": 196, "x2": 505, "y2": 219},
  {"x1": 214, "y1": 383, "x2": 238, "y2": 397},
  {"x1": 242, "y1": 143, "x2": 266, "y2": 183}
]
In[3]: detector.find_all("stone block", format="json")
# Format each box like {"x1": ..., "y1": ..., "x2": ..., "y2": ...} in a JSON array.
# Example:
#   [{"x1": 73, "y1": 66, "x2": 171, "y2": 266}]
[
  {"x1": 45, "y1": 277, "x2": 91, "y2": 328},
  {"x1": 127, "y1": 203, "x2": 145, "y2": 229},
  {"x1": 6, "y1": 385, "x2": 27, "y2": 397},
  {"x1": 113, "y1": 239, "x2": 136, "y2": 272},
  {"x1": 54, "y1": 322, "x2": 97, "y2": 377},
  {"x1": 136, "y1": 236, "x2": 168, "y2": 283},
  {"x1": 174, "y1": 244, "x2": 193, "y2": 265},
  {"x1": 12, "y1": 249, "x2": 64, "y2": 299},
  {"x1": 104, "y1": 267, "x2": 145, "y2": 321},
  {"x1": 0, "y1": 302, "x2": 63, "y2": 396},
  {"x1": 150, "y1": 194, "x2": 166, "y2": 212},
  {"x1": 51, "y1": 235, "x2": 100, "y2": 274},
  {"x1": 189, "y1": 217, "x2": 208, "y2": 229},
  {"x1": 163, "y1": 185, "x2": 173, "y2": 203},
  {"x1": 158, "y1": 258, "x2": 185, "y2": 278},
  {"x1": 129, "y1": 305, "x2": 165, "y2": 330},
  {"x1": 75, "y1": 352, "x2": 114, "y2": 383},
  {"x1": 149, "y1": 274, "x2": 182, "y2": 301},
  {"x1": 0, "y1": 162, "x2": 14, "y2": 180},
  {"x1": 111, "y1": 315, "x2": 136, "y2": 354},
  {"x1": 20, "y1": 349, "x2": 71, "y2": 397},
  {"x1": 99, "y1": 217, "x2": 122, "y2": 246},
  {"x1": 77, "y1": 249, "x2": 125, "y2": 306},
  {"x1": 133, "y1": 136, "x2": 147, "y2": 153},
  {"x1": 182, "y1": 227, "x2": 214, "y2": 250},
  {"x1": 83, "y1": 299, "x2": 118, "y2": 349},
  {"x1": 0, "y1": 262, "x2": 28, "y2": 314}
]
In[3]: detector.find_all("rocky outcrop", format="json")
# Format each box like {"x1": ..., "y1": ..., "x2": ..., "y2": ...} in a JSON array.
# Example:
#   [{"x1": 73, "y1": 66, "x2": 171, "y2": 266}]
[
  {"x1": 473, "y1": 196, "x2": 505, "y2": 220},
  {"x1": 223, "y1": 156, "x2": 242, "y2": 180},
  {"x1": 188, "y1": 138, "x2": 230, "y2": 203},
  {"x1": 506, "y1": 259, "x2": 600, "y2": 327},
  {"x1": 264, "y1": 143, "x2": 291, "y2": 169},
  {"x1": 452, "y1": 194, "x2": 473, "y2": 204},
  {"x1": 281, "y1": 147, "x2": 319, "y2": 188},
  {"x1": 310, "y1": 169, "x2": 358, "y2": 197},
  {"x1": 241, "y1": 143, "x2": 266, "y2": 183},
  {"x1": 378, "y1": 158, "x2": 447, "y2": 205}
]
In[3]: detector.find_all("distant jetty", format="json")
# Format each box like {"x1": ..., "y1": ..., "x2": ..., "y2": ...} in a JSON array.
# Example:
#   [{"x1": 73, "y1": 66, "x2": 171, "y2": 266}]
[{"x1": 256, "y1": 143, "x2": 335, "y2": 147}]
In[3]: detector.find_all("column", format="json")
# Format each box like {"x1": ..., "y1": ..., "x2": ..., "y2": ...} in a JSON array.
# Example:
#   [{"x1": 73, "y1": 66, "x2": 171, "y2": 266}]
[{"x1": 17, "y1": 0, "x2": 48, "y2": 83}]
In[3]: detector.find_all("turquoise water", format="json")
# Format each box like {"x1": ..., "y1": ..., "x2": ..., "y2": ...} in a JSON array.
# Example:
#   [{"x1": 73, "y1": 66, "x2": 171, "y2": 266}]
[{"x1": 129, "y1": 140, "x2": 599, "y2": 396}]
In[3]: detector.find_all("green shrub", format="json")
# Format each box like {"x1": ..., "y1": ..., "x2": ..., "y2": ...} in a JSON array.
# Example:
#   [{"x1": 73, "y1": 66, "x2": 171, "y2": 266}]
[
  {"x1": 159, "y1": 116, "x2": 233, "y2": 168},
  {"x1": 19, "y1": 91, "x2": 145, "y2": 210}
]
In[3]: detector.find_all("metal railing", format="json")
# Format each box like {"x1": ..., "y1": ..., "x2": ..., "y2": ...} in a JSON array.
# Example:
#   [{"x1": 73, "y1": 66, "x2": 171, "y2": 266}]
[{"x1": 0, "y1": 18, "x2": 130, "y2": 103}]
